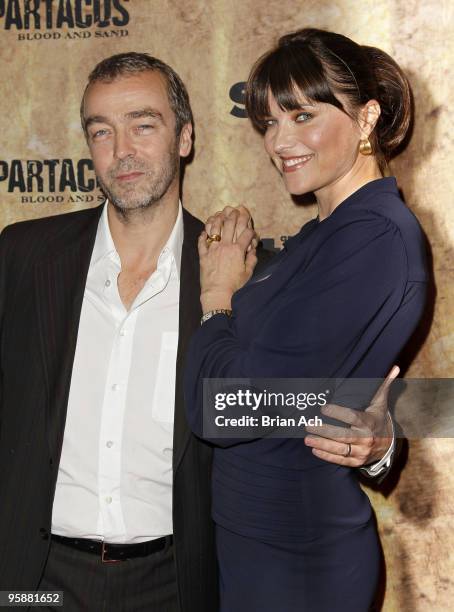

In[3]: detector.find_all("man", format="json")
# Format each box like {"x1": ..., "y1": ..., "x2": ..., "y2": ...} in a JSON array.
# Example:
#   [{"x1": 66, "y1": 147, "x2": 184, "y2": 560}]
[
  {"x1": 0, "y1": 53, "x2": 394, "y2": 611},
  {"x1": 0, "y1": 53, "x2": 215, "y2": 611}
]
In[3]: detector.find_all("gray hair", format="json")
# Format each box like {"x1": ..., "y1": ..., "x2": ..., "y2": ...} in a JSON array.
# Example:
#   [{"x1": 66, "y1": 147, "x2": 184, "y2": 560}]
[{"x1": 80, "y1": 52, "x2": 193, "y2": 137}]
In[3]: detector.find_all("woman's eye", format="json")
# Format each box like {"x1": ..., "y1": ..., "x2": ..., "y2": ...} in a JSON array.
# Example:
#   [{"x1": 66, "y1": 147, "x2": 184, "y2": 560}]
[
  {"x1": 263, "y1": 118, "x2": 276, "y2": 128},
  {"x1": 296, "y1": 112, "x2": 312, "y2": 122}
]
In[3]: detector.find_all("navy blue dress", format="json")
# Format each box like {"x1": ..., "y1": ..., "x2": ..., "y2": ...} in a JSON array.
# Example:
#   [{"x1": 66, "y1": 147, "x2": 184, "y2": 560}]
[{"x1": 184, "y1": 178, "x2": 428, "y2": 611}]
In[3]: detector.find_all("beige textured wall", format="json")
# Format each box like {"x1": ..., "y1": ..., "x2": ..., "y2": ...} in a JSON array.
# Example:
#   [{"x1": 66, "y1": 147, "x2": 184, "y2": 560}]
[{"x1": 1, "y1": 1, "x2": 452, "y2": 609}]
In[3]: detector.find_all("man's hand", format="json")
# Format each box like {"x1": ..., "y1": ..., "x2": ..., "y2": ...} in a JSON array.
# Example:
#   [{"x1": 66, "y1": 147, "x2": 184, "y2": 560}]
[{"x1": 304, "y1": 366, "x2": 399, "y2": 467}]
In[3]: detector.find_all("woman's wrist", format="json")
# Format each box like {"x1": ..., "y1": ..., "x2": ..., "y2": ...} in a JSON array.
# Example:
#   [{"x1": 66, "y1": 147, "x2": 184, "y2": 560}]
[{"x1": 201, "y1": 290, "x2": 233, "y2": 314}]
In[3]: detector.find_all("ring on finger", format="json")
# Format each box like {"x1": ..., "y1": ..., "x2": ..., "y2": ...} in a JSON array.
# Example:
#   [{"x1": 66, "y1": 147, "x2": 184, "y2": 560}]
[
  {"x1": 207, "y1": 233, "x2": 221, "y2": 244},
  {"x1": 343, "y1": 443, "x2": 352, "y2": 457}
]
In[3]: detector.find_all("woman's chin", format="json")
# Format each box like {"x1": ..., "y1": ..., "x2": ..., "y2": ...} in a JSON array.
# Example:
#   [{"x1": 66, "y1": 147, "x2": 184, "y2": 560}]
[
  {"x1": 284, "y1": 183, "x2": 311, "y2": 197},
  {"x1": 282, "y1": 175, "x2": 313, "y2": 197}
]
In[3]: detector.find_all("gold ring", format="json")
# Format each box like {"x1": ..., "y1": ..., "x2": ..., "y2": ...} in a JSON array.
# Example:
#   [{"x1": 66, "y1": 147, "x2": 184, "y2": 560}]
[
  {"x1": 344, "y1": 443, "x2": 352, "y2": 457},
  {"x1": 207, "y1": 234, "x2": 221, "y2": 242}
]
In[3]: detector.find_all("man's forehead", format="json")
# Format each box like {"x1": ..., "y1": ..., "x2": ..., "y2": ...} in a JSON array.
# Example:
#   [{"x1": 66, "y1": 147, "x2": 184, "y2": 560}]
[{"x1": 84, "y1": 71, "x2": 170, "y2": 114}]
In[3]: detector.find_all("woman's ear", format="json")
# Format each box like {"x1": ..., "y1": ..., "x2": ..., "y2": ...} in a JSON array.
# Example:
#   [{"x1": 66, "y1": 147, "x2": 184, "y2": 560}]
[{"x1": 358, "y1": 99, "x2": 381, "y2": 138}]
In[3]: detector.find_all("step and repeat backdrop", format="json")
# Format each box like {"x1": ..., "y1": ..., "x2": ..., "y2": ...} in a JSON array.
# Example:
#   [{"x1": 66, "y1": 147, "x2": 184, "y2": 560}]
[{"x1": 1, "y1": 0, "x2": 453, "y2": 609}]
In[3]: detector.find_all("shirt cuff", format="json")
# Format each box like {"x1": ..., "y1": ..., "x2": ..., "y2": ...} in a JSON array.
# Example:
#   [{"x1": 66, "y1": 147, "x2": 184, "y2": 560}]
[{"x1": 359, "y1": 413, "x2": 395, "y2": 477}]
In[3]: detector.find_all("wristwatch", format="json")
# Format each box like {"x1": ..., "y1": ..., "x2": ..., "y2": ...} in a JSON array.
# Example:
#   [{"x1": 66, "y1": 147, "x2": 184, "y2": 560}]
[{"x1": 200, "y1": 309, "x2": 233, "y2": 325}]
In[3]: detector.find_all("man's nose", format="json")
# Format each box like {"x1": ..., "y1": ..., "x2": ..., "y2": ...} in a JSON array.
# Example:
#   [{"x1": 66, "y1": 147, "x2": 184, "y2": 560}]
[{"x1": 114, "y1": 131, "x2": 136, "y2": 160}]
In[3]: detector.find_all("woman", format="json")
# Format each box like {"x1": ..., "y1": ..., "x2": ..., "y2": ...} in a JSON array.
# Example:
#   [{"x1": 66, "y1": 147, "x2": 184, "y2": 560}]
[{"x1": 184, "y1": 29, "x2": 428, "y2": 611}]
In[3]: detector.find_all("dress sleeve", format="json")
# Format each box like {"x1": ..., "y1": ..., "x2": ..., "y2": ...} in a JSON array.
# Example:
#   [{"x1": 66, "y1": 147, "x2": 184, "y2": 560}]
[{"x1": 184, "y1": 214, "x2": 418, "y2": 443}]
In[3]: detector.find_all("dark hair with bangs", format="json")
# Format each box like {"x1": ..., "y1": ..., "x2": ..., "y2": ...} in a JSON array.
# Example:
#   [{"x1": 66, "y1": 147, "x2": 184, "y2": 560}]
[{"x1": 246, "y1": 28, "x2": 412, "y2": 170}]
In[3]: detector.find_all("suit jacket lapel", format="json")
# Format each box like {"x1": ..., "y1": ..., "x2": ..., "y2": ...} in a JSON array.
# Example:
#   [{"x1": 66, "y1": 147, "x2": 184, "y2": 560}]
[
  {"x1": 173, "y1": 209, "x2": 203, "y2": 474},
  {"x1": 34, "y1": 205, "x2": 103, "y2": 461}
]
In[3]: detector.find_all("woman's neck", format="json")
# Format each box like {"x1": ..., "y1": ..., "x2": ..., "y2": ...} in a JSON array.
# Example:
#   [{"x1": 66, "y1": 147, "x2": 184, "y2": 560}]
[{"x1": 315, "y1": 159, "x2": 383, "y2": 221}]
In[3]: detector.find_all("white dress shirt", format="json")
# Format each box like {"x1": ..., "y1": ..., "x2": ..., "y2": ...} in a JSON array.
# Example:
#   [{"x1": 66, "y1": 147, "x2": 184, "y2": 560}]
[{"x1": 52, "y1": 202, "x2": 183, "y2": 543}]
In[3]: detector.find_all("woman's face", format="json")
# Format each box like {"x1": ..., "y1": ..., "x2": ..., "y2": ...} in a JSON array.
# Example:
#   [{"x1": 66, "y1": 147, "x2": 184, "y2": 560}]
[{"x1": 263, "y1": 90, "x2": 362, "y2": 197}]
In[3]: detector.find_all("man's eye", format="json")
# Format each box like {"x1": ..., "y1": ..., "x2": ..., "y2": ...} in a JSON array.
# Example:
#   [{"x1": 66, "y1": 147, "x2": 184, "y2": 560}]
[
  {"x1": 136, "y1": 124, "x2": 153, "y2": 132},
  {"x1": 91, "y1": 129, "x2": 108, "y2": 139}
]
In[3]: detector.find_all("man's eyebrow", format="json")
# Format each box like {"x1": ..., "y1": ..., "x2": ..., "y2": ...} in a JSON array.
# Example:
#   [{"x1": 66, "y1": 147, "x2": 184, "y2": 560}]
[
  {"x1": 84, "y1": 115, "x2": 109, "y2": 129},
  {"x1": 125, "y1": 108, "x2": 164, "y2": 121}
]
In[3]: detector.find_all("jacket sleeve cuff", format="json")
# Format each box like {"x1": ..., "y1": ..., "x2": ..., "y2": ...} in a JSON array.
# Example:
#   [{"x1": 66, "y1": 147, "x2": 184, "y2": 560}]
[{"x1": 359, "y1": 413, "x2": 395, "y2": 478}]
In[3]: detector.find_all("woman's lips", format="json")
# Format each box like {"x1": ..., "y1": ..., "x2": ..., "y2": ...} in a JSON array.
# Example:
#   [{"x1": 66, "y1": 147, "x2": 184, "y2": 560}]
[{"x1": 281, "y1": 154, "x2": 314, "y2": 173}]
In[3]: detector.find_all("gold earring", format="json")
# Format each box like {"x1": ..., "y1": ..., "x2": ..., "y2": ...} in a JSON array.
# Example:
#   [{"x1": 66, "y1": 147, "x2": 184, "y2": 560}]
[{"x1": 359, "y1": 138, "x2": 373, "y2": 156}]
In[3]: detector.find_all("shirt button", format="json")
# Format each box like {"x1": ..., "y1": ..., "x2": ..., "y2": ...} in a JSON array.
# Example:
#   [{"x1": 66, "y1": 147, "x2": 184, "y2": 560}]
[
  {"x1": 105, "y1": 496, "x2": 112, "y2": 504},
  {"x1": 106, "y1": 441, "x2": 113, "y2": 448},
  {"x1": 105, "y1": 279, "x2": 111, "y2": 287},
  {"x1": 111, "y1": 384, "x2": 120, "y2": 391},
  {"x1": 119, "y1": 329, "x2": 127, "y2": 337}
]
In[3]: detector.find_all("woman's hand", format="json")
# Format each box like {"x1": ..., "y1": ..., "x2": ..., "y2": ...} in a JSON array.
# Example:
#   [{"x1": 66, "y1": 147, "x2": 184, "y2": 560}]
[
  {"x1": 199, "y1": 208, "x2": 258, "y2": 313},
  {"x1": 205, "y1": 205, "x2": 253, "y2": 242},
  {"x1": 304, "y1": 365, "x2": 399, "y2": 468}
]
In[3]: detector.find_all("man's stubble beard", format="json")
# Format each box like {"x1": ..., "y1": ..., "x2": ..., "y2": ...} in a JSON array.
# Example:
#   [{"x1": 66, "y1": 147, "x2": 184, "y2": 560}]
[{"x1": 97, "y1": 145, "x2": 180, "y2": 215}]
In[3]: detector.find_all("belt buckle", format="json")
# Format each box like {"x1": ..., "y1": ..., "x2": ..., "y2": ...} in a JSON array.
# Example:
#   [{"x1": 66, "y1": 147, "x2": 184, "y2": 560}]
[{"x1": 101, "y1": 541, "x2": 122, "y2": 564}]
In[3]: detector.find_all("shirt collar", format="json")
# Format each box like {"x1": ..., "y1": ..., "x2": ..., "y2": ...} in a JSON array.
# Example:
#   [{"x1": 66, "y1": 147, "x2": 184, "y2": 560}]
[
  {"x1": 91, "y1": 201, "x2": 116, "y2": 266},
  {"x1": 91, "y1": 200, "x2": 184, "y2": 275},
  {"x1": 163, "y1": 201, "x2": 183, "y2": 276}
]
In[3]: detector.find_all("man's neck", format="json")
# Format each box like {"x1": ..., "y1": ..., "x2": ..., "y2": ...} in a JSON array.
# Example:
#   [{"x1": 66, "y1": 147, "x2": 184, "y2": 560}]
[{"x1": 107, "y1": 191, "x2": 180, "y2": 270}]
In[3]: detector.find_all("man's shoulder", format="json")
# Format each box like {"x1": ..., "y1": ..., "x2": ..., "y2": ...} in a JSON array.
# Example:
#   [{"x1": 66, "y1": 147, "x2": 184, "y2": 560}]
[
  {"x1": 0, "y1": 205, "x2": 103, "y2": 267},
  {"x1": 2, "y1": 205, "x2": 103, "y2": 241},
  {"x1": 1, "y1": 205, "x2": 103, "y2": 259}
]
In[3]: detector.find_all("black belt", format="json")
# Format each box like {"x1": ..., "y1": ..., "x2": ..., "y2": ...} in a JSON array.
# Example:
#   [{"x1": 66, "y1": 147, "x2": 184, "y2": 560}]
[{"x1": 51, "y1": 534, "x2": 173, "y2": 563}]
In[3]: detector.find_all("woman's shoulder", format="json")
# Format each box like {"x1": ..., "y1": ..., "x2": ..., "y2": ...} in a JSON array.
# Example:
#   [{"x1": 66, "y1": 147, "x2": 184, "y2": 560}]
[
  {"x1": 346, "y1": 177, "x2": 422, "y2": 238},
  {"x1": 340, "y1": 177, "x2": 428, "y2": 281}
]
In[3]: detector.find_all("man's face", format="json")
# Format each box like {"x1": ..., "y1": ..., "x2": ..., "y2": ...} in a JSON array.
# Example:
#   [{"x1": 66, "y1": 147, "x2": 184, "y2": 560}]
[{"x1": 83, "y1": 71, "x2": 192, "y2": 211}]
